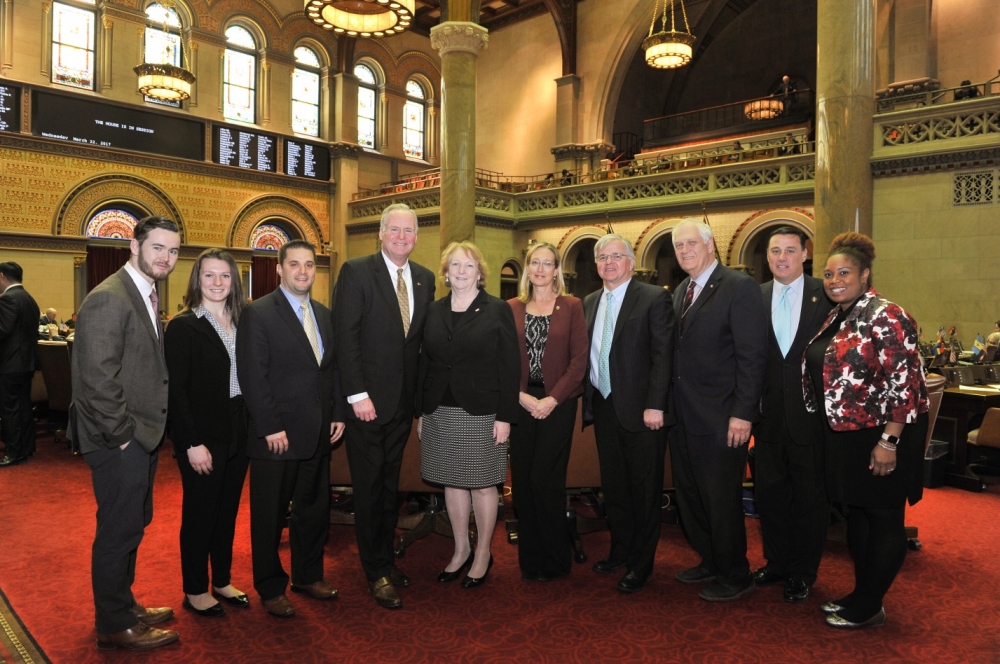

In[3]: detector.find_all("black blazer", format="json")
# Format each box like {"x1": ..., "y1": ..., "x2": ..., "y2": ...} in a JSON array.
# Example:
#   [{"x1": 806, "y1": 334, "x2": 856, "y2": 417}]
[
  {"x1": 757, "y1": 276, "x2": 834, "y2": 445},
  {"x1": 671, "y1": 264, "x2": 768, "y2": 436},
  {"x1": 164, "y1": 311, "x2": 237, "y2": 453},
  {"x1": 332, "y1": 253, "x2": 435, "y2": 426},
  {"x1": 0, "y1": 284, "x2": 40, "y2": 374},
  {"x1": 236, "y1": 289, "x2": 344, "y2": 461},
  {"x1": 418, "y1": 289, "x2": 520, "y2": 423},
  {"x1": 582, "y1": 279, "x2": 674, "y2": 432}
]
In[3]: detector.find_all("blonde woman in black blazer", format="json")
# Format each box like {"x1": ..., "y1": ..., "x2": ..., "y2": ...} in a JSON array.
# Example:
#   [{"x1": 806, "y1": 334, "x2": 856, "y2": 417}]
[{"x1": 417, "y1": 241, "x2": 520, "y2": 588}]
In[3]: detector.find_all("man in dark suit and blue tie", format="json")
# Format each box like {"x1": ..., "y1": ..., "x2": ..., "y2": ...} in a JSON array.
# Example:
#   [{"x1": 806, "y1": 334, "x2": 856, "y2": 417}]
[
  {"x1": 236, "y1": 240, "x2": 346, "y2": 618},
  {"x1": 0, "y1": 262, "x2": 40, "y2": 467},
  {"x1": 333, "y1": 203, "x2": 434, "y2": 609},
  {"x1": 751, "y1": 226, "x2": 833, "y2": 602},
  {"x1": 669, "y1": 218, "x2": 768, "y2": 602}
]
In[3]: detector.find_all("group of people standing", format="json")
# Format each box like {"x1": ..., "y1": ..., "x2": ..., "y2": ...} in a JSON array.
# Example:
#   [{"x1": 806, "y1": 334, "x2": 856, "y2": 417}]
[{"x1": 66, "y1": 204, "x2": 928, "y2": 651}]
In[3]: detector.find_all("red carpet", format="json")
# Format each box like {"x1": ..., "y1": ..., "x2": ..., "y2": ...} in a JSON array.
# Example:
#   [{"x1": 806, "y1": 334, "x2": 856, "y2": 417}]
[{"x1": 1, "y1": 434, "x2": 999, "y2": 663}]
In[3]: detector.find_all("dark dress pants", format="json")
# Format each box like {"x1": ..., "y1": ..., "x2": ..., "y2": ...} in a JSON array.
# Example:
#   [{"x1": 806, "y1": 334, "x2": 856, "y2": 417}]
[
  {"x1": 0, "y1": 371, "x2": 35, "y2": 459},
  {"x1": 176, "y1": 397, "x2": 250, "y2": 594},
  {"x1": 670, "y1": 422, "x2": 750, "y2": 586},
  {"x1": 511, "y1": 385, "x2": 577, "y2": 576},
  {"x1": 85, "y1": 441, "x2": 158, "y2": 634},
  {"x1": 344, "y1": 400, "x2": 412, "y2": 582},
  {"x1": 754, "y1": 421, "x2": 830, "y2": 584},
  {"x1": 249, "y1": 443, "x2": 330, "y2": 600},
  {"x1": 592, "y1": 391, "x2": 666, "y2": 579}
]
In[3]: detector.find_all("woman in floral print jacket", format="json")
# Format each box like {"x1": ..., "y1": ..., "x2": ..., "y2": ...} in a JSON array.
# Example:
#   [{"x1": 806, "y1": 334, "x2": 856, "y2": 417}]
[{"x1": 802, "y1": 232, "x2": 928, "y2": 631}]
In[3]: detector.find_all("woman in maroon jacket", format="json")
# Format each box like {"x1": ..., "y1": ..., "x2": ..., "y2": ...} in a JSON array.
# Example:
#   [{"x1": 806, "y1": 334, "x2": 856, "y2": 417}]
[{"x1": 508, "y1": 242, "x2": 589, "y2": 581}]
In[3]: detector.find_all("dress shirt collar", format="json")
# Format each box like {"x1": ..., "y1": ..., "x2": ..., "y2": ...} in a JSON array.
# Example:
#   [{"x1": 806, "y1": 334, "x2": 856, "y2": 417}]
[
  {"x1": 123, "y1": 262, "x2": 154, "y2": 299},
  {"x1": 774, "y1": 273, "x2": 805, "y2": 300},
  {"x1": 603, "y1": 277, "x2": 632, "y2": 300},
  {"x1": 381, "y1": 250, "x2": 409, "y2": 277},
  {"x1": 279, "y1": 284, "x2": 311, "y2": 310},
  {"x1": 2, "y1": 283, "x2": 22, "y2": 294},
  {"x1": 691, "y1": 259, "x2": 719, "y2": 291}
]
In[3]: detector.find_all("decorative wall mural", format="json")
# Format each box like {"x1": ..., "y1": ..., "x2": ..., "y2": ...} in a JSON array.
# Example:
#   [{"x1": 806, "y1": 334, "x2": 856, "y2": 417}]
[
  {"x1": 250, "y1": 223, "x2": 290, "y2": 251},
  {"x1": 85, "y1": 208, "x2": 139, "y2": 239}
]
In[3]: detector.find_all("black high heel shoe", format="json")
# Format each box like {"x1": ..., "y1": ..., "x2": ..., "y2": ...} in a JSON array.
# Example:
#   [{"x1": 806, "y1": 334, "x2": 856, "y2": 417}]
[
  {"x1": 212, "y1": 588, "x2": 250, "y2": 608},
  {"x1": 461, "y1": 555, "x2": 494, "y2": 589},
  {"x1": 183, "y1": 596, "x2": 225, "y2": 617},
  {"x1": 437, "y1": 553, "x2": 474, "y2": 583}
]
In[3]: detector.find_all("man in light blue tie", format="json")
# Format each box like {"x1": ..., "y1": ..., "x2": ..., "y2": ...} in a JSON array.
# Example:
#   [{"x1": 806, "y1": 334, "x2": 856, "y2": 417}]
[
  {"x1": 582, "y1": 234, "x2": 674, "y2": 594},
  {"x1": 752, "y1": 226, "x2": 834, "y2": 603}
]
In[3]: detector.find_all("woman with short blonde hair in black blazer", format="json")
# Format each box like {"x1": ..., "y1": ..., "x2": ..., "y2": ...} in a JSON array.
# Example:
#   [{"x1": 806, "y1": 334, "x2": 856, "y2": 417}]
[
  {"x1": 418, "y1": 241, "x2": 520, "y2": 588},
  {"x1": 165, "y1": 248, "x2": 251, "y2": 616},
  {"x1": 508, "y1": 242, "x2": 588, "y2": 581}
]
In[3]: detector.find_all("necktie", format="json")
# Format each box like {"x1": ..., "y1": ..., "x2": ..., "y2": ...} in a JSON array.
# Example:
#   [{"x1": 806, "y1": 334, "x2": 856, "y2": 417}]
[
  {"x1": 679, "y1": 280, "x2": 696, "y2": 332},
  {"x1": 598, "y1": 292, "x2": 614, "y2": 398},
  {"x1": 300, "y1": 301, "x2": 322, "y2": 365},
  {"x1": 148, "y1": 290, "x2": 163, "y2": 350},
  {"x1": 774, "y1": 284, "x2": 793, "y2": 357},
  {"x1": 397, "y1": 267, "x2": 410, "y2": 337}
]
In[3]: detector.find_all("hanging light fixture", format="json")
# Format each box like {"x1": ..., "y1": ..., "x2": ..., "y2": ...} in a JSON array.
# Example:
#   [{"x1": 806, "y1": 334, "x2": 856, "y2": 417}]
[
  {"x1": 134, "y1": 0, "x2": 195, "y2": 101},
  {"x1": 642, "y1": 0, "x2": 695, "y2": 70},
  {"x1": 743, "y1": 98, "x2": 784, "y2": 120},
  {"x1": 305, "y1": 0, "x2": 415, "y2": 38}
]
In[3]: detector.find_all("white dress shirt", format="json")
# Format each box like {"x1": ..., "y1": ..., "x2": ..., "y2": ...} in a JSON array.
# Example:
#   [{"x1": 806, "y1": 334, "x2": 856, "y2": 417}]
[
  {"x1": 123, "y1": 262, "x2": 159, "y2": 337},
  {"x1": 589, "y1": 278, "x2": 631, "y2": 388},
  {"x1": 688, "y1": 259, "x2": 719, "y2": 305},
  {"x1": 771, "y1": 273, "x2": 805, "y2": 350}
]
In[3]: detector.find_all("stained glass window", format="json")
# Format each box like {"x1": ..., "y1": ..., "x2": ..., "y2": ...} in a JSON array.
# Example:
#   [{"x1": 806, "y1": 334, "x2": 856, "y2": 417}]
[
  {"x1": 86, "y1": 209, "x2": 139, "y2": 239},
  {"x1": 144, "y1": 3, "x2": 183, "y2": 107},
  {"x1": 403, "y1": 80, "x2": 425, "y2": 159},
  {"x1": 224, "y1": 26, "x2": 256, "y2": 123},
  {"x1": 52, "y1": 2, "x2": 95, "y2": 90},
  {"x1": 250, "y1": 223, "x2": 290, "y2": 251},
  {"x1": 355, "y1": 64, "x2": 377, "y2": 149},
  {"x1": 292, "y1": 47, "x2": 321, "y2": 137}
]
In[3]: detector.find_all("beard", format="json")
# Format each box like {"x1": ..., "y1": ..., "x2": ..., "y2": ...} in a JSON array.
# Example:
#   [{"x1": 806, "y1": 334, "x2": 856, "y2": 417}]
[{"x1": 137, "y1": 251, "x2": 173, "y2": 281}]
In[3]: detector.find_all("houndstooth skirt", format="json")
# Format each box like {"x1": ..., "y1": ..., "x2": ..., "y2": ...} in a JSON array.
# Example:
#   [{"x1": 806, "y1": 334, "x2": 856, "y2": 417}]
[{"x1": 421, "y1": 406, "x2": 507, "y2": 488}]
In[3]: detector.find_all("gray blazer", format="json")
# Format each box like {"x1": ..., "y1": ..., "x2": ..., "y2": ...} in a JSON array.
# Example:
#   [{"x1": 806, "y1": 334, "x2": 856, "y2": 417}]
[{"x1": 70, "y1": 267, "x2": 168, "y2": 454}]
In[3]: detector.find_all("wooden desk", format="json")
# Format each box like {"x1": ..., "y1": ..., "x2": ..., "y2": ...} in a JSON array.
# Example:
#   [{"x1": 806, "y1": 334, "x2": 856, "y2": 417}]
[{"x1": 934, "y1": 387, "x2": 1000, "y2": 491}]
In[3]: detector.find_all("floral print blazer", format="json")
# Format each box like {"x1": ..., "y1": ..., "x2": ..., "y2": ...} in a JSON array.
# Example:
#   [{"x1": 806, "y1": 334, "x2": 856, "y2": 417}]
[{"x1": 802, "y1": 288, "x2": 928, "y2": 431}]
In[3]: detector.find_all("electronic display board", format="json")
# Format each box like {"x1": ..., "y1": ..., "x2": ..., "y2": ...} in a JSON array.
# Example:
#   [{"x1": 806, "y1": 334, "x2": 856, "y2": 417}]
[
  {"x1": 212, "y1": 125, "x2": 276, "y2": 172},
  {"x1": 0, "y1": 85, "x2": 21, "y2": 133},
  {"x1": 285, "y1": 139, "x2": 329, "y2": 180}
]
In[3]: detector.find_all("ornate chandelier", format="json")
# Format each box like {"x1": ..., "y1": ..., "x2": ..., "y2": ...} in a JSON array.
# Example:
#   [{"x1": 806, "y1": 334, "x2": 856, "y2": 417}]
[
  {"x1": 744, "y1": 98, "x2": 784, "y2": 120},
  {"x1": 134, "y1": 1, "x2": 194, "y2": 101},
  {"x1": 642, "y1": 0, "x2": 695, "y2": 70},
  {"x1": 306, "y1": 0, "x2": 415, "y2": 37}
]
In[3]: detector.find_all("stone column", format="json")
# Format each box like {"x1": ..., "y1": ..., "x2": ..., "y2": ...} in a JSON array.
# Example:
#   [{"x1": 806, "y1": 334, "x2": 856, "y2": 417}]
[
  {"x1": 814, "y1": 0, "x2": 875, "y2": 269},
  {"x1": 328, "y1": 142, "x2": 361, "y2": 296},
  {"x1": 430, "y1": 21, "x2": 488, "y2": 247}
]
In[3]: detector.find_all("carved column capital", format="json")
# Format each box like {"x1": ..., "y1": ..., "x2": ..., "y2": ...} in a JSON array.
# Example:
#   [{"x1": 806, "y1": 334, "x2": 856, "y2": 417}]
[
  {"x1": 329, "y1": 142, "x2": 362, "y2": 159},
  {"x1": 550, "y1": 141, "x2": 615, "y2": 161},
  {"x1": 430, "y1": 22, "x2": 489, "y2": 57}
]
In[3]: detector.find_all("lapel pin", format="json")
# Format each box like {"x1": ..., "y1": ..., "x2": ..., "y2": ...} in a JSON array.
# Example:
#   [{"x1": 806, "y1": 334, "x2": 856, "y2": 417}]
[
  {"x1": 812, "y1": 296, "x2": 817, "y2": 302},
  {"x1": 556, "y1": 305, "x2": 560, "y2": 310},
  {"x1": 475, "y1": 308, "x2": 480, "y2": 312},
  {"x1": 417, "y1": 282, "x2": 422, "y2": 286}
]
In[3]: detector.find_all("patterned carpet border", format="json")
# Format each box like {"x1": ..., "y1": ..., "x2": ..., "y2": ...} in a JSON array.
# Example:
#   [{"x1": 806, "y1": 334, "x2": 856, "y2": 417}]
[{"x1": 0, "y1": 587, "x2": 48, "y2": 664}]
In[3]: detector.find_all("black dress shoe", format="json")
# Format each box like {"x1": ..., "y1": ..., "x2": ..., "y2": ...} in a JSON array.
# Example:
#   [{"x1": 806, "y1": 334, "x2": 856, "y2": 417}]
[
  {"x1": 521, "y1": 571, "x2": 539, "y2": 582},
  {"x1": 751, "y1": 566, "x2": 785, "y2": 587},
  {"x1": 617, "y1": 571, "x2": 649, "y2": 593},
  {"x1": 438, "y1": 553, "x2": 474, "y2": 583},
  {"x1": 592, "y1": 557, "x2": 627, "y2": 574},
  {"x1": 461, "y1": 555, "x2": 494, "y2": 589},
  {"x1": 699, "y1": 577, "x2": 755, "y2": 602},
  {"x1": 675, "y1": 565, "x2": 716, "y2": 584},
  {"x1": 183, "y1": 596, "x2": 225, "y2": 617},
  {"x1": 212, "y1": 589, "x2": 250, "y2": 608},
  {"x1": 537, "y1": 571, "x2": 567, "y2": 582},
  {"x1": 783, "y1": 578, "x2": 809, "y2": 602},
  {"x1": 0, "y1": 455, "x2": 26, "y2": 467},
  {"x1": 390, "y1": 566, "x2": 411, "y2": 588}
]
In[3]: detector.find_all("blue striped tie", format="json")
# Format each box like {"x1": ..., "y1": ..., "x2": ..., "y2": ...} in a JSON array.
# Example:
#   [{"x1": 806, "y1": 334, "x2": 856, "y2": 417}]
[{"x1": 598, "y1": 292, "x2": 614, "y2": 398}]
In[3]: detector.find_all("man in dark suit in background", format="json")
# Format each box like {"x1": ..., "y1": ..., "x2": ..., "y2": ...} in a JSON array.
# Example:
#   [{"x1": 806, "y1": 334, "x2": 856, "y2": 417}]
[
  {"x1": 333, "y1": 203, "x2": 434, "y2": 609},
  {"x1": 236, "y1": 240, "x2": 346, "y2": 619},
  {"x1": 583, "y1": 233, "x2": 674, "y2": 594},
  {"x1": 71, "y1": 216, "x2": 181, "y2": 650},
  {"x1": 0, "y1": 262, "x2": 40, "y2": 467},
  {"x1": 670, "y1": 218, "x2": 768, "y2": 602},
  {"x1": 752, "y1": 226, "x2": 833, "y2": 603}
]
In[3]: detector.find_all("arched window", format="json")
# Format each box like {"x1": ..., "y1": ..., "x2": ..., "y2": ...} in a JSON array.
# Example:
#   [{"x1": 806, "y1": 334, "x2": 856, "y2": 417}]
[
  {"x1": 224, "y1": 25, "x2": 257, "y2": 123},
  {"x1": 143, "y1": 2, "x2": 183, "y2": 107},
  {"x1": 86, "y1": 209, "x2": 139, "y2": 239},
  {"x1": 52, "y1": 0, "x2": 96, "y2": 90},
  {"x1": 403, "y1": 79, "x2": 425, "y2": 159},
  {"x1": 292, "y1": 46, "x2": 321, "y2": 137},
  {"x1": 355, "y1": 63, "x2": 377, "y2": 149}
]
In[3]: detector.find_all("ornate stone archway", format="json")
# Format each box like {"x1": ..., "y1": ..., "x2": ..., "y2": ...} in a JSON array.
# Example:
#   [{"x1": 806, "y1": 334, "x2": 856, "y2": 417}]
[
  {"x1": 54, "y1": 174, "x2": 185, "y2": 241},
  {"x1": 228, "y1": 195, "x2": 325, "y2": 251},
  {"x1": 726, "y1": 208, "x2": 815, "y2": 266}
]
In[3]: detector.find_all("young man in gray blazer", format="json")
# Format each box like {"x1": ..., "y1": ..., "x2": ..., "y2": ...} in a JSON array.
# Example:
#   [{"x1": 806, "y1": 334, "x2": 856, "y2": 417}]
[{"x1": 71, "y1": 216, "x2": 181, "y2": 651}]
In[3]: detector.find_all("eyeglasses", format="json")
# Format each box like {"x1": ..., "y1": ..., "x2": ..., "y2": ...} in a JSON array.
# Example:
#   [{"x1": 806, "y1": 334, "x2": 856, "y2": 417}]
[
  {"x1": 528, "y1": 260, "x2": 555, "y2": 269},
  {"x1": 596, "y1": 252, "x2": 628, "y2": 263}
]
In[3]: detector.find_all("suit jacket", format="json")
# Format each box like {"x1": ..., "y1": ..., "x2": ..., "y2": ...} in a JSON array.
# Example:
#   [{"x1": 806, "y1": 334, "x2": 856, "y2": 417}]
[
  {"x1": 164, "y1": 311, "x2": 236, "y2": 453},
  {"x1": 332, "y1": 252, "x2": 435, "y2": 426},
  {"x1": 418, "y1": 289, "x2": 520, "y2": 423},
  {"x1": 236, "y1": 289, "x2": 344, "y2": 461},
  {"x1": 582, "y1": 279, "x2": 674, "y2": 432},
  {"x1": 508, "y1": 295, "x2": 588, "y2": 404},
  {"x1": 671, "y1": 264, "x2": 768, "y2": 436},
  {"x1": 70, "y1": 267, "x2": 168, "y2": 454},
  {"x1": 757, "y1": 275, "x2": 833, "y2": 445},
  {"x1": 0, "y1": 284, "x2": 40, "y2": 374}
]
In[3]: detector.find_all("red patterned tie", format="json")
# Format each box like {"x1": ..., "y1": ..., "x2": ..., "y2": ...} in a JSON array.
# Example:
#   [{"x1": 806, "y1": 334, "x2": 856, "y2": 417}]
[
  {"x1": 149, "y1": 290, "x2": 164, "y2": 351},
  {"x1": 680, "y1": 280, "x2": 696, "y2": 332}
]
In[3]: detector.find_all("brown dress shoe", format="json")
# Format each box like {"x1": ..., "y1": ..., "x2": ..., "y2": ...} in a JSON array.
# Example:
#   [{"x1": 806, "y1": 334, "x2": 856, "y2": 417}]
[
  {"x1": 129, "y1": 604, "x2": 174, "y2": 625},
  {"x1": 368, "y1": 576, "x2": 402, "y2": 609},
  {"x1": 290, "y1": 580, "x2": 339, "y2": 600},
  {"x1": 96, "y1": 622, "x2": 179, "y2": 651},
  {"x1": 261, "y1": 594, "x2": 295, "y2": 618},
  {"x1": 390, "y1": 566, "x2": 411, "y2": 588}
]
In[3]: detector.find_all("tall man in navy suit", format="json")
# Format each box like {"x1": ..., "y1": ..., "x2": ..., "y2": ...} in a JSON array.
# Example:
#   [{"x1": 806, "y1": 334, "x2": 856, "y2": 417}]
[
  {"x1": 0, "y1": 262, "x2": 40, "y2": 466},
  {"x1": 751, "y1": 226, "x2": 833, "y2": 602},
  {"x1": 669, "y1": 218, "x2": 768, "y2": 602},
  {"x1": 236, "y1": 240, "x2": 346, "y2": 618},
  {"x1": 333, "y1": 203, "x2": 434, "y2": 609}
]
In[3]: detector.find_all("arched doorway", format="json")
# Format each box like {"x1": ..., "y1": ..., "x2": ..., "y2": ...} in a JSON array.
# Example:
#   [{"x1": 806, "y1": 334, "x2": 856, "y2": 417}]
[
  {"x1": 739, "y1": 225, "x2": 814, "y2": 284},
  {"x1": 249, "y1": 218, "x2": 300, "y2": 299},
  {"x1": 500, "y1": 259, "x2": 521, "y2": 301},
  {"x1": 567, "y1": 238, "x2": 600, "y2": 299},
  {"x1": 649, "y1": 233, "x2": 686, "y2": 293}
]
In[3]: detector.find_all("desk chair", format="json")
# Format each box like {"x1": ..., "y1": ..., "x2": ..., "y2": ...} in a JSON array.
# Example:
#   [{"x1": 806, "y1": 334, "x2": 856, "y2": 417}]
[
  {"x1": 36, "y1": 341, "x2": 72, "y2": 448},
  {"x1": 966, "y1": 407, "x2": 1000, "y2": 485},
  {"x1": 905, "y1": 373, "x2": 946, "y2": 550}
]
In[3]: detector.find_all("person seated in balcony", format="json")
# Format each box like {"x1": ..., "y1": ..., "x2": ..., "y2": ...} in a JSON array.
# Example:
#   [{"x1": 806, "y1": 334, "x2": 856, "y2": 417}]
[
  {"x1": 778, "y1": 133, "x2": 799, "y2": 156},
  {"x1": 559, "y1": 169, "x2": 573, "y2": 186},
  {"x1": 954, "y1": 80, "x2": 980, "y2": 101}
]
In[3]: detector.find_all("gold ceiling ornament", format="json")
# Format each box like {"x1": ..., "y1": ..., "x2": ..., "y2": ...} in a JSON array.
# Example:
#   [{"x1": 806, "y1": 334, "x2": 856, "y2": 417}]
[
  {"x1": 133, "y1": 0, "x2": 195, "y2": 101},
  {"x1": 743, "y1": 98, "x2": 784, "y2": 120},
  {"x1": 305, "y1": 0, "x2": 415, "y2": 37},
  {"x1": 642, "y1": 0, "x2": 696, "y2": 70}
]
